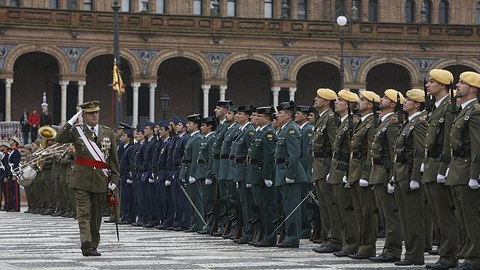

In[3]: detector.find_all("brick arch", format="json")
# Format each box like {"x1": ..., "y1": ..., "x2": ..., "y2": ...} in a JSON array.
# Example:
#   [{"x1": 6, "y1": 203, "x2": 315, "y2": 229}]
[
  {"x1": 77, "y1": 47, "x2": 141, "y2": 78},
  {"x1": 357, "y1": 57, "x2": 420, "y2": 84},
  {"x1": 4, "y1": 44, "x2": 70, "y2": 75},
  {"x1": 288, "y1": 55, "x2": 352, "y2": 83},
  {"x1": 429, "y1": 59, "x2": 480, "y2": 73},
  {"x1": 217, "y1": 53, "x2": 282, "y2": 82},
  {"x1": 148, "y1": 50, "x2": 212, "y2": 79}
]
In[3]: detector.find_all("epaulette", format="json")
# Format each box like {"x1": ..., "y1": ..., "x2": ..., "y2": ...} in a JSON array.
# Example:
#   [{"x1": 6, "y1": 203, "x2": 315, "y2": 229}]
[
  {"x1": 328, "y1": 112, "x2": 335, "y2": 117},
  {"x1": 102, "y1": 125, "x2": 113, "y2": 130}
]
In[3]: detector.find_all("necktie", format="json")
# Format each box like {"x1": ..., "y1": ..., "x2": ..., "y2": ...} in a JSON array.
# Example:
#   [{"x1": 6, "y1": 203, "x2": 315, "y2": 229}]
[{"x1": 91, "y1": 127, "x2": 97, "y2": 142}]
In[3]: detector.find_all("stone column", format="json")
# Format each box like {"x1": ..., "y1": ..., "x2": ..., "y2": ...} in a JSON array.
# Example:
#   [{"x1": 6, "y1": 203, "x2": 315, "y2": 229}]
[
  {"x1": 77, "y1": 81, "x2": 85, "y2": 108},
  {"x1": 60, "y1": 80, "x2": 69, "y2": 125},
  {"x1": 5, "y1": 78, "x2": 13, "y2": 122},
  {"x1": 219, "y1": 85, "x2": 227, "y2": 101},
  {"x1": 271, "y1": 86, "x2": 280, "y2": 108},
  {"x1": 149, "y1": 83, "x2": 156, "y2": 121},
  {"x1": 132, "y1": 82, "x2": 141, "y2": 128},
  {"x1": 289, "y1": 87, "x2": 297, "y2": 101},
  {"x1": 202, "y1": 84, "x2": 211, "y2": 116}
]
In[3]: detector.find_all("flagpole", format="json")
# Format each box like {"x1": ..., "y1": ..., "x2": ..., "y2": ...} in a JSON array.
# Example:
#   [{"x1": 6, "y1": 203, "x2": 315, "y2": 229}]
[{"x1": 112, "y1": 0, "x2": 121, "y2": 130}]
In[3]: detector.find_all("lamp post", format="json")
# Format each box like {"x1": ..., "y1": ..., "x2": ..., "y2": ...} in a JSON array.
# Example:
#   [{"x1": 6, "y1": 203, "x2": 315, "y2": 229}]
[
  {"x1": 336, "y1": 15, "x2": 347, "y2": 90},
  {"x1": 112, "y1": 0, "x2": 121, "y2": 130},
  {"x1": 161, "y1": 94, "x2": 170, "y2": 120}
]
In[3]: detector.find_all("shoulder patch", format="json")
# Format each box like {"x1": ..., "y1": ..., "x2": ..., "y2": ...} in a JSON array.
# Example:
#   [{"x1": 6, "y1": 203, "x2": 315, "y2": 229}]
[
  {"x1": 289, "y1": 130, "x2": 296, "y2": 135},
  {"x1": 328, "y1": 112, "x2": 334, "y2": 117},
  {"x1": 249, "y1": 131, "x2": 255, "y2": 136},
  {"x1": 267, "y1": 134, "x2": 273, "y2": 140}
]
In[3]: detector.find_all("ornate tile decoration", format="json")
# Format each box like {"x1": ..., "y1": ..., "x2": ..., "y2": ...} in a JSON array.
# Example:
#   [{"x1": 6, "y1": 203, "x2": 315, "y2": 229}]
[
  {"x1": 60, "y1": 47, "x2": 88, "y2": 73},
  {"x1": 271, "y1": 54, "x2": 298, "y2": 80},
  {"x1": 131, "y1": 49, "x2": 160, "y2": 77},
  {"x1": 203, "y1": 52, "x2": 230, "y2": 78},
  {"x1": 344, "y1": 56, "x2": 369, "y2": 82},
  {"x1": 0, "y1": 44, "x2": 17, "y2": 71}
]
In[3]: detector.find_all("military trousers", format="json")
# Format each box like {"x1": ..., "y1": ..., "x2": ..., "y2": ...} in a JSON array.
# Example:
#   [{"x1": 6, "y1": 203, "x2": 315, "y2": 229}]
[
  {"x1": 315, "y1": 178, "x2": 342, "y2": 250},
  {"x1": 186, "y1": 178, "x2": 204, "y2": 231},
  {"x1": 394, "y1": 180, "x2": 425, "y2": 264},
  {"x1": 202, "y1": 178, "x2": 217, "y2": 232},
  {"x1": 121, "y1": 180, "x2": 135, "y2": 223},
  {"x1": 155, "y1": 170, "x2": 166, "y2": 224},
  {"x1": 171, "y1": 174, "x2": 191, "y2": 229},
  {"x1": 8, "y1": 177, "x2": 20, "y2": 211},
  {"x1": 53, "y1": 178, "x2": 64, "y2": 212},
  {"x1": 147, "y1": 181, "x2": 160, "y2": 225},
  {"x1": 350, "y1": 182, "x2": 378, "y2": 256},
  {"x1": 74, "y1": 189, "x2": 105, "y2": 250},
  {"x1": 162, "y1": 170, "x2": 175, "y2": 227},
  {"x1": 424, "y1": 182, "x2": 458, "y2": 265},
  {"x1": 252, "y1": 183, "x2": 278, "y2": 245},
  {"x1": 279, "y1": 183, "x2": 302, "y2": 246},
  {"x1": 452, "y1": 185, "x2": 480, "y2": 268},
  {"x1": 237, "y1": 181, "x2": 255, "y2": 240},
  {"x1": 373, "y1": 184, "x2": 402, "y2": 258},
  {"x1": 333, "y1": 183, "x2": 359, "y2": 253},
  {"x1": 450, "y1": 186, "x2": 469, "y2": 257},
  {"x1": 25, "y1": 184, "x2": 34, "y2": 210},
  {"x1": 45, "y1": 179, "x2": 56, "y2": 211},
  {"x1": 300, "y1": 183, "x2": 313, "y2": 239}
]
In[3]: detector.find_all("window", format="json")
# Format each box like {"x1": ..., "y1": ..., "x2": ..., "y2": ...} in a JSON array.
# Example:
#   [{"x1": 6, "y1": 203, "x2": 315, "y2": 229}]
[
  {"x1": 438, "y1": 0, "x2": 449, "y2": 24},
  {"x1": 424, "y1": 0, "x2": 432, "y2": 23},
  {"x1": 368, "y1": 0, "x2": 378, "y2": 21},
  {"x1": 83, "y1": 0, "x2": 93, "y2": 10},
  {"x1": 265, "y1": 0, "x2": 273, "y2": 18},
  {"x1": 298, "y1": 0, "x2": 307, "y2": 19},
  {"x1": 9, "y1": 0, "x2": 19, "y2": 6},
  {"x1": 405, "y1": 0, "x2": 415, "y2": 23},
  {"x1": 121, "y1": 0, "x2": 130, "y2": 12},
  {"x1": 227, "y1": 0, "x2": 236, "y2": 17},
  {"x1": 49, "y1": 0, "x2": 58, "y2": 8},
  {"x1": 138, "y1": 0, "x2": 148, "y2": 12},
  {"x1": 282, "y1": 0, "x2": 291, "y2": 18},
  {"x1": 477, "y1": 2, "x2": 480, "y2": 24},
  {"x1": 193, "y1": 0, "x2": 202, "y2": 15},
  {"x1": 156, "y1": 0, "x2": 164, "y2": 14}
]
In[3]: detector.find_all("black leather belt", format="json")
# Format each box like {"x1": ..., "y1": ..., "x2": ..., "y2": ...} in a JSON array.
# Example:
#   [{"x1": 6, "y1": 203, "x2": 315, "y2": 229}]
[
  {"x1": 351, "y1": 152, "x2": 363, "y2": 159},
  {"x1": 182, "y1": 160, "x2": 192, "y2": 163},
  {"x1": 248, "y1": 158, "x2": 262, "y2": 165},
  {"x1": 213, "y1": 154, "x2": 221, "y2": 159},
  {"x1": 333, "y1": 152, "x2": 349, "y2": 163},
  {"x1": 274, "y1": 158, "x2": 286, "y2": 164},
  {"x1": 229, "y1": 155, "x2": 235, "y2": 160},
  {"x1": 372, "y1": 158, "x2": 394, "y2": 169},
  {"x1": 235, "y1": 157, "x2": 246, "y2": 164},
  {"x1": 197, "y1": 159, "x2": 206, "y2": 164},
  {"x1": 314, "y1": 151, "x2": 330, "y2": 159},
  {"x1": 220, "y1": 154, "x2": 229, "y2": 159}
]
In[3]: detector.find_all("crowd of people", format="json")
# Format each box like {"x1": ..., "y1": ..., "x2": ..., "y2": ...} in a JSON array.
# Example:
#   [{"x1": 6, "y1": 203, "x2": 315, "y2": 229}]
[{"x1": 2, "y1": 68, "x2": 480, "y2": 270}]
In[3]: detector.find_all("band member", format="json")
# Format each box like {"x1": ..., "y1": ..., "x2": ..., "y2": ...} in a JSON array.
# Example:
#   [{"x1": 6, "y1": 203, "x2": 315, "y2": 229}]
[
  {"x1": 8, "y1": 137, "x2": 22, "y2": 212},
  {"x1": 56, "y1": 101, "x2": 119, "y2": 256}
]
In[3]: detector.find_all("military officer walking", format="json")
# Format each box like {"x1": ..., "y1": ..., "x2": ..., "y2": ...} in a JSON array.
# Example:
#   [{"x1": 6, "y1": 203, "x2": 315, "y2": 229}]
[{"x1": 56, "y1": 101, "x2": 120, "y2": 256}]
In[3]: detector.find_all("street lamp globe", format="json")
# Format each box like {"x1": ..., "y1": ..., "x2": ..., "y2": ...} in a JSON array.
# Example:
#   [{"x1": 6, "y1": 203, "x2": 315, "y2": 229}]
[{"x1": 337, "y1": 15, "x2": 347, "y2": 26}]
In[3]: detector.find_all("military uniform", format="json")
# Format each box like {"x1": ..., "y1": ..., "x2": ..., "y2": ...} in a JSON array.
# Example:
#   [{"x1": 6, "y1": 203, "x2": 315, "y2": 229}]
[
  {"x1": 55, "y1": 101, "x2": 119, "y2": 256},
  {"x1": 142, "y1": 123, "x2": 159, "y2": 227},
  {"x1": 393, "y1": 93, "x2": 427, "y2": 265},
  {"x1": 119, "y1": 140, "x2": 134, "y2": 224},
  {"x1": 132, "y1": 134, "x2": 146, "y2": 226},
  {"x1": 155, "y1": 121, "x2": 173, "y2": 229},
  {"x1": 7, "y1": 143, "x2": 21, "y2": 212},
  {"x1": 172, "y1": 129, "x2": 190, "y2": 230}
]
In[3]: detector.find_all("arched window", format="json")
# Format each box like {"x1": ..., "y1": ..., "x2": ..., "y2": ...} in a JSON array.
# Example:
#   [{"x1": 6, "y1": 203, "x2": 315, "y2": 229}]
[
  {"x1": 477, "y1": 2, "x2": 480, "y2": 24},
  {"x1": 49, "y1": 0, "x2": 58, "y2": 8},
  {"x1": 438, "y1": 0, "x2": 449, "y2": 24},
  {"x1": 424, "y1": 0, "x2": 432, "y2": 23},
  {"x1": 298, "y1": 0, "x2": 307, "y2": 19},
  {"x1": 193, "y1": 0, "x2": 202, "y2": 15},
  {"x1": 265, "y1": 0, "x2": 273, "y2": 18},
  {"x1": 156, "y1": 0, "x2": 165, "y2": 14},
  {"x1": 121, "y1": 0, "x2": 130, "y2": 12},
  {"x1": 227, "y1": 0, "x2": 236, "y2": 17},
  {"x1": 405, "y1": 0, "x2": 415, "y2": 23},
  {"x1": 368, "y1": 0, "x2": 378, "y2": 22}
]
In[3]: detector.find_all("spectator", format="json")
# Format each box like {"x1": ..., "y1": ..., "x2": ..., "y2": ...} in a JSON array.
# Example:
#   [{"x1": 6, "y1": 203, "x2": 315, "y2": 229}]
[
  {"x1": 28, "y1": 109, "x2": 40, "y2": 142},
  {"x1": 20, "y1": 109, "x2": 30, "y2": 144},
  {"x1": 40, "y1": 108, "x2": 52, "y2": 127}
]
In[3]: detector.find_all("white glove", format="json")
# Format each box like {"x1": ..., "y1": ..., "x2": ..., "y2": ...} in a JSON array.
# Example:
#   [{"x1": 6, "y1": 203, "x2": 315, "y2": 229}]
[
  {"x1": 189, "y1": 176, "x2": 196, "y2": 184},
  {"x1": 468, "y1": 179, "x2": 480, "y2": 190},
  {"x1": 126, "y1": 179, "x2": 133, "y2": 184},
  {"x1": 148, "y1": 178, "x2": 155, "y2": 184},
  {"x1": 285, "y1": 177, "x2": 294, "y2": 184},
  {"x1": 181, "y1": 178, "x2": 185, "y2": 183},
  {"x1": 326, "y1": 173, "x2": 330, "y2": 181},
  {"x1": 108, "y1": 182, "x2": 117, "y2": 191},
  {"x1": 165, "y1": 180, "x2": 171, "y2": 186},
  {"x1": 236, "y1": 182, "x2": 239, "y2": 189},
  {"x1": 246, "y1": 183, "x2": 252, "y2": 188},
  {"x1": 387, "y1": 181, "x2": 395, "y2": 194},
  {"x1": 264, "y1": 179, "x2": 273, "y2": 187},
  {"x1": 359, "y1": 179, "x2": 369, "y2": 187},
  {"x1": 436, "y1": 174, "x2": 446, "y2": 184},
  {"x1": 446, "y1": 168, "x2": 450, "y2": 178},
  {"x1": 409, "y1": 180, "x2": 420, "y2": 191},
  {"x1": 342, "y1": 176, "x2": 350, "y2": 188},
  {"x1": 205, "y1": 178, "x2": 213, "y2": 185},
  {"x1": 67, "y1": 110, "x2": 83, "y2": 125},
  {"x1": 420, "y1": 163, "x2": 425, "y2": 173}
]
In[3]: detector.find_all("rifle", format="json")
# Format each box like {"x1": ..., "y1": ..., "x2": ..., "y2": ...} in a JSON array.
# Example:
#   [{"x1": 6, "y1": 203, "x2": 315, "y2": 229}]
[
  {"x1": 373, "y1": 102, "x2": 379, "y2": 128},
  {"x1": 396, "y1": 93, "x2": 404, "y2": 123},
  {"x1": 450, "y1": 82, "x2": 457, "y2": 115},
  {"x1": 424, "y1": 78, "x2": 432, "y2": 115}
]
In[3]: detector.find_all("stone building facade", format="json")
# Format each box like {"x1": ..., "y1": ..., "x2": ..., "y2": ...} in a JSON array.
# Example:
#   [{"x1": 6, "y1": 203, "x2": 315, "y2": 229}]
[{"x1": 0, "y1": 0, "x2": 479, "y2": 126}]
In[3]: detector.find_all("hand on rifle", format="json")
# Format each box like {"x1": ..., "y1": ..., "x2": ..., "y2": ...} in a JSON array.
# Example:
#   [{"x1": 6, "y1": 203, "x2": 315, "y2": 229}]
[
  {"x1": 342, "y1": 176, "x2": 350, "y2": 189},
  {"x1": 359, "y1": 179, "x2": 369, "y2": 187},
  {"x1": 468, "y1": 179, "x2": 480, "y2": 190},
  {"x1": 409, "y1": 180, "x2": 420, "y2": 191},
  {"x1": 189, "y1": 176, "x2": 196, "y2": 184}
]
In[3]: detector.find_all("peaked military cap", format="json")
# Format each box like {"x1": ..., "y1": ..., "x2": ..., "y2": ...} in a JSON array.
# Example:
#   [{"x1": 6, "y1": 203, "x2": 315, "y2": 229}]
[
  {"x1": 430, "y1": 69, "x2": 454, "y2": 85},
  {"x1": 202, "y1": 116, "x2": 217, "y2": 124},
  {"x1": 170, "y1": 117, "x2": 180, "y2": 125},
  {"x1": 136, "y1": 124, "x2": 144, "y2": 133},
  {"x1": 156, "y1": 120, "x2": 169, "y2": 128},
  {"x1": 256, "y1": 106, "x2": 275, "y2": 114},
  {"x1": 316, "y1": 88, "x2": 337, "y2": 100},
  {"x1": 460, "y1": 71, "x2": 480, "y2": 88},
  {"x1": 144, "y1": 121, "x2": 156, "y2": 129},
  {"x1": 179, "y1": 119, "x2": 188, "y2": 126},
  {"x1": 296, "y1": 105, "x2": 313, "y2": 113},
  {"x1": 251, "y1": 104, "x2": 257, "y2": 112},
  {"x1": 1, "y1": 142, "x2": 11, "y2": 148},
  {"x1": 229, "y1": 106, "x2": 239, "y2": 113},
  {"x1": 187, "y1": 113, "x2": 203, "y2": 123},
  {"x1": 384, "y1": 89, "x2": 405, "y2": 105},
  {"x1": 277, "y1": 100, "x2": 296, "y2": 112},
  {"x1": 406, "y1": 89, "x2": 426, "y2": 103},
  {"x1": 118, "y1": 122, "x2": 132, "y2": 129},
  {"x1": 79, "y1": 100, "x2": 100, "y2": 113},
  {"x1": 124, "y1": 128, "x2": 133, "y2": 137},
  {"x1": 217, "y1": 100, "x2": 234, "y2": 108},
  {"x1": 237, "y1": 105, "x2": 253, "y2": 113},
  {"x1": 361, "y1": 91, "x2": 381, "y2": 103}
]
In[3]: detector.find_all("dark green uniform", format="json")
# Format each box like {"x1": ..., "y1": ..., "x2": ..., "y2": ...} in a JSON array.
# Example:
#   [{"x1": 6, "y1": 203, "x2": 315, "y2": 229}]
[
  {"x1": 447, "y1": 99, "x2": 480, "y2": 269},
  {"x1": 196, "y1": 131, "x2": 215, "y2": 233},
  {"x1": 348, "y1": 113, "x2": 377, "y2": 257},
  {"x1": 423, "y1": 96, "x2": 458, "y2": 265},
  {"x1": 393, "y1": 111, "x2": 427, "y2": 264},
  {"x1": 369, "y1": 112, "x2": 402, "y2": 259},
  {"x1": 55, "y1": 123, "x2": 119, "y2": 253}
]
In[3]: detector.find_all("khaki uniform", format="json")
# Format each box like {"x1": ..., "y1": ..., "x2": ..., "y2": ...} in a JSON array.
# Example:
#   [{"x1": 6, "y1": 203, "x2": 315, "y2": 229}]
[
  {"x1": 55, "y1": 123, "x2": 119, "y2": 252},
  {"x1": 393, "y1": 111, "x2": 427, "y2": 264},
  {"x1": 311, "y1": 108, "x2": 342, "y2": 249},
  {"x1": 447, "y1": 99, "x2": 480, "y2": 269},
  {"x1": 348, "y1": 114, "x2": 377, "y2": 257},
  {"x1": 369, "y1": 113, "x2": 402, "y2": 258}
]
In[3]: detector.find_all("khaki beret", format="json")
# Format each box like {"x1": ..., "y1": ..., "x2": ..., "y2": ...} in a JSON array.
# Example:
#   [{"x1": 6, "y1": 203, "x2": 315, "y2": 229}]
[
  {"x1": 79, "y1": 100, "x2": 100, "y2": 113},
  {"x1": 384, "y1": 89, "x2": 405, "y2": 105},
  {"x1": 316, "y1": 88, "x2": 337, "y2": 100},
  {"x1": 430, "y1": 69, "x2": 453, "y2": 85},
  {"x1": 361, "y1": 91, "x2": 381, "y2": 103},
  {"x1": 338, "y1": 90, "x2": 359, "y2": 103},
  {"x1": 406, "y1": 89, "x2": 426, "y2": 103},
  {"x1": 460, "y1": 71, "x2": 480, "y2": 88}
]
